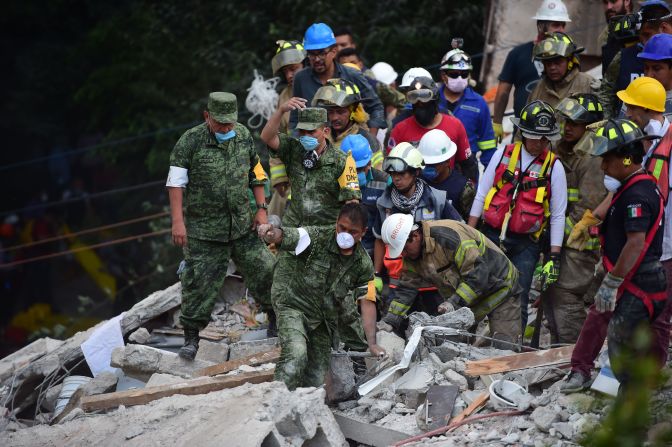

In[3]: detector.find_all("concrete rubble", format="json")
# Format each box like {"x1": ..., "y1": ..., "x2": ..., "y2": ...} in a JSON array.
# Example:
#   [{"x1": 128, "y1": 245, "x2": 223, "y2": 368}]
[{"x1": 1, "y1": 282, "x2": 670, "y2": 446}]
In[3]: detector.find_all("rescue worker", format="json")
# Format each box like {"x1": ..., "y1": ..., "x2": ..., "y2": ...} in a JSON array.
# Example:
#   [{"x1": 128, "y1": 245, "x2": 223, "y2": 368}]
[
  {"x1": 388, "y1": 67, "x2": 433, "y2": 132},
  {"x1": 167, "y1": 92, "x2": 276, "y2": 360},
  {"x1": 418, "y1": 129, "x2": 476, "y2": 221},
  {"x1": 599, "y1": 0, "x2": 670, "y2": 118},
  {"x1": 492, "y1": 0, "x2": 570, "y2": 142},
  {"x1": 388, "y1": 76, "x2": 479, "y2": 183},
  {"x1": 437, "y1": 44, "x2": 497, "y2": 168},
  {"x1": 380, "y1": 213, "x2": 523, "y2": 345},
  {"x1": 528, "y1": 32, "x2": 595, "y2": 108},
  {"x1": 638, "y1": 33, "x2": 672, "y2": 114},
  {"x1": 585, "y1": 119, "x2": 666, "y2": 389},
  {"x1": 290, "y1": 23, "x2": 386, "y2": 135},
  {"x1": 560, "y1": 79, "x2": 672, "y2": 392},
  {"x1": 260, "y1": 100, "x2": 361, "y2": 227},
  {"x1": 268, "y1": 40, "x2": 306, "y2": 218},
  {"x1": 541, "y1": 94, "x2": 607, "y2": 344},
  {"x1": 468, "y1": 100, "x2": 568, "y2": 334},
  {"x1": 373, "y1": 143, "x2": 462, "y2": 333},
  {"x1": 258, "y1": 203, "x2": 382, "y2": 390},
  {"x1": 340, "y1": 134, "x2": 389, "y2": 256},
  {"x1": 599, "y1": 0, "x2": 634, "y2": 72},
  {"x1": 312, "y1": 78, "x2": 383, "y2": 168}
]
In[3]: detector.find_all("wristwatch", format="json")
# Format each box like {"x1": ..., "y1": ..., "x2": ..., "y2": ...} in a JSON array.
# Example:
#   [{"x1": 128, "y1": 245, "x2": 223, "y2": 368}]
[{"x1": 256, "y1": 202, "x2": 268, "y2": 210}]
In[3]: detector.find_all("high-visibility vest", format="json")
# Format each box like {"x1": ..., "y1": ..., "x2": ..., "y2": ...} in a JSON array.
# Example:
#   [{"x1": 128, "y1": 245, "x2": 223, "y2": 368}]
[
  {"x1": 483, "y1": 142, "x2": 555, "y2": 236},
  {"x1": 647, "y1": 127, "x2": 671, "y2": 204}
]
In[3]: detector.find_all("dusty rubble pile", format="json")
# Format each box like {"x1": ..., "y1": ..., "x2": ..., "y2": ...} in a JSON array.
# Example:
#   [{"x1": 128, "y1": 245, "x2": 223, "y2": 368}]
[{"x1": 1, "y1": 281, "x2": 669, "y2": 446}]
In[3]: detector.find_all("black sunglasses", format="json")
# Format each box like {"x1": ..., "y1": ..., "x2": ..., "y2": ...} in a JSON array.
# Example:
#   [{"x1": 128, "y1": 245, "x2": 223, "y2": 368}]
[{"x1": 442, "y1": 71, "x2": 469, "y2": 79}]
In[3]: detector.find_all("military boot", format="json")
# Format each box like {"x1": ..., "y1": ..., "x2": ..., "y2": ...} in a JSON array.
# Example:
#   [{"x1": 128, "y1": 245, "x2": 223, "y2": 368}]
[{"x1": 178, "y1": 328, "x2": 200, "y2": 360}]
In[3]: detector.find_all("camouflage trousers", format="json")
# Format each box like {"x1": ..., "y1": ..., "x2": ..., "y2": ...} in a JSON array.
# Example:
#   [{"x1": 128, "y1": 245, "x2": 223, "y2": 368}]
[{"x1": 180, "y1": 233, "x2": 275, "y2": 330}]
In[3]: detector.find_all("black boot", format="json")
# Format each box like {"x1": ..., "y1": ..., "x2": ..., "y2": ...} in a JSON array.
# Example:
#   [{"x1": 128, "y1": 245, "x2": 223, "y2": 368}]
[
  {"x1": 178, "y1": 328, "x2": 200, "y2": 360},
  {"x1": 266, "y1": 310, "x2": 278, "y2": 338}
]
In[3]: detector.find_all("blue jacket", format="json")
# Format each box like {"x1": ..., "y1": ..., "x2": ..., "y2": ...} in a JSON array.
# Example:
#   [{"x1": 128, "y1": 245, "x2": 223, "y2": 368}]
[{"x1": 437, "y1": 86, "x2": 497, "y2": 167}]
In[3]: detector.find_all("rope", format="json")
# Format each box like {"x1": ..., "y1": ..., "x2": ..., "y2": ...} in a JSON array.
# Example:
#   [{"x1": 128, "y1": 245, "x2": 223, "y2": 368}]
[
  {"x1": 0, "y1": 229, "x2": 170, "y2": 268},
  {"x1": 245, "y1": 69, "x2": 280, "y2": 129}
]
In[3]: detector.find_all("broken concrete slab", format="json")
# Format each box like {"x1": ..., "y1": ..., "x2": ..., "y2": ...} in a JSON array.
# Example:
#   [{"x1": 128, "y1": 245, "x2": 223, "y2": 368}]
[
  {"x1": 2, "y1": 382, "x2": 347, "y2": 447},
  {"x1": 227, "y1": 337, "x2": 278, "y2": 360},
  {"x1": 128, "y1": 328, "x2": 151, "y2": 344},
  {"x1": 0, "y1": 337, "x2": 63, "y2": 383},
  {"x1": 326, "y1": 356, "x2": 356, "y2": 403},
  {"x1": 531, "y1": 406, "x2": 561, "y2": 433},
  {"x1": 41, "y1": 383, "x2": 63, "y2": 412},
  {"x1": 82, "y1": 371, "x2": 118, "y2": 395},
  {"x1": 408, "y1": 307, "x2": 476, "y2": 331},
  {"x1": 443, "y1": 369, "x2": 468, "y2": 391},
  {"x1": 110, "y1": 344, "x2": 215, "y2": 382},
  {"x1": 333, "y1": 413, "x2": 409, "y2": 447},
  {"x1": 376, "y1": 331, "x2": 406, "y2": 363},
  {"x1": 194, "y1": 340, "x2": 229, "y2": 364},
  {"x1": 145, "y1": 373, "x2": 186, "y2": 388},
  {"x1": 367, "y1": 400, "x2": 395, "y2": 422}
]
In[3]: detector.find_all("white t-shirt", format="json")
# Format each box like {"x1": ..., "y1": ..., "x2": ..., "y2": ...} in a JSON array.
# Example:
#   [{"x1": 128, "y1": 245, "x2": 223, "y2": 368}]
[{"x1": 470, "y1": 145, "x2": 567, "y2": 247}]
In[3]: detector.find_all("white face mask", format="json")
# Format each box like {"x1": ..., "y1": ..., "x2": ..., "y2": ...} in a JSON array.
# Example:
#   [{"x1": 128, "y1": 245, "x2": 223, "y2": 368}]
[
  {"x1": 644, "y1": 118, "x2": 664, "y2": 137},
  {"x1": 603, "y1": 175, "x2": 621, "y2": 192},
  {"x1": 447, "y1": 77, "x2": 468, "y2": 93},
  {"x1": 336, "y1": 232, "x2": 355, "y2": 249}
]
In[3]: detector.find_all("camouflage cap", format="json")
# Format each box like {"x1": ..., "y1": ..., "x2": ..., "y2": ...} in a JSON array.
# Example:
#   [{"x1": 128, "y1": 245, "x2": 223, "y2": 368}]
[
  {"x1": 296, "y1": 107, "x2": 328, "y2": 130},
  {"x1": 207, "y1": 92, "x2": 238, "y2": 124}
]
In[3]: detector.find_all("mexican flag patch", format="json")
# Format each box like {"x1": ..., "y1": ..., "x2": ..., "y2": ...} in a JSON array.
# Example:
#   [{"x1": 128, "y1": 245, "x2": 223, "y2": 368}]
[{"x1": 627, "y1": 204, "x2": 642, "y2": 218}]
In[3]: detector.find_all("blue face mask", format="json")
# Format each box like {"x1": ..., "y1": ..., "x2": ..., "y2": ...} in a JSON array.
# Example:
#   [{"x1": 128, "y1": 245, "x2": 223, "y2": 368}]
[
  {"x1": 215, "y1": 129, "x2": 236, "y2": 143},
  {"x1": 357, "y1": 172, "x2": 368, "y2": 188},
  {"x1": 299, "y1": 135, "x2": 320, "y2": 151},
  {"x1": 422, "y1": 166, "x2": 439, "y2": 182}
]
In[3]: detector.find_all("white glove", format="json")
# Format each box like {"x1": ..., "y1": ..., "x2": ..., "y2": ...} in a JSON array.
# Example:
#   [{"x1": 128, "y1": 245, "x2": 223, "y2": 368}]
[{"x1": 595, "y1": 272, "x2": 623, "y2": 313}]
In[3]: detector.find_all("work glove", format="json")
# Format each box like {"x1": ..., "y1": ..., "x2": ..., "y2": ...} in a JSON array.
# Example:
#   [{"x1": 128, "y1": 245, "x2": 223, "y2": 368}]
[
  {"x1": 492, "y1": 121, "x2": 504, "y2": 144},
  {"x1": 539, "y1": 253, "x2": 561, "y2": 292},
  {"x1": 566, "y1": 210, "x2": 601, "y2": 251},
  {"x1": 376, "y1": 320, "x2": 394, "y2": 332},
  {"x1": 595, "y1": 272, "x2": 623, "y2": 313},
  {"x1": 373, "y1": 275, "x2": 383, "y2": 294}
]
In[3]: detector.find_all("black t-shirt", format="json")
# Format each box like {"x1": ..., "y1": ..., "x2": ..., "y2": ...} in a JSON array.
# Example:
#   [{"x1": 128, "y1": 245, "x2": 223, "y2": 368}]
[
  {"x1": 498, "y1": 42, "x2": 543, "y2": 118},
  {"x1": 602, "y1": 175, "x2": 664, "y2": 271}
]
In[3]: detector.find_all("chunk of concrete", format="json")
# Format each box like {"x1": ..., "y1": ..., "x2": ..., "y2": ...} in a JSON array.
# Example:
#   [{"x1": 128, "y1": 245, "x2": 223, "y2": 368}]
[
  {"x1": 558, "y1": 393, "x2": 599, "y2": 414},
  {"x1": 194, "y1": 340, "x2": 229, "y2": 364},
  {"x1": 145, "y1": 373, "x2": 185, "y2": 387},
  {"x1": 367, "y1": 400, "x2": 394, "y2": 423},
  {"x1": 531, "y1": 406, "x2": 561, "y2": 433},
  {"x1": 228, "y1": 337, "x2": 278, "y2": 360},
  {"x1": 443, "y1": 369, "x2": 468, "y2": 391},
  {"x1": 408, "y1": 307, "x2": 476, "y2": 331},
  {"x1": 394, "y1": 361, "x2": 436, "y2": 408},
  {"x1": 326, "y1": 356, "x2": 356, "y2": 403},
  {"x1": 552, "y1": 422, "x2": 575, "y2": 439},
  {"x1": 110, "y1": 344, "x2": 214, "y2": 381},
  {"x1": 376, "y1": 331, "x2": 406, "y2": 363},
  {"x1": 82, "y1": 371, "x2": 118, "y2": 395},
  {"x1": 0, "y1": 337, "x2": 64, "y2": 383},
  {"x1": 128, "y1": 328, "x2": 151, "y2": 344},
  {"x1": 41, "y1": 383, "x2": 63, "y2": 412}
]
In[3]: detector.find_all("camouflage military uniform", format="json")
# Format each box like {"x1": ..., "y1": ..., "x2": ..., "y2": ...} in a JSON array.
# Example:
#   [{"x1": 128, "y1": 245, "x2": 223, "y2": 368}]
[
  {"x1": 267, "y1": 86, "x2": 292, "y2": 218},
  {"x1": 275, "y1": 108, "x2": 361, "y2": 227},
  {"x1": 272, "y1": 225, "x2": 374, "y2": 389},
  {"x1": 169, "y1": 96, "x2": 275, "y2": 330},
  {"x1": 541, "y1": 140, "x2": 607, "y2": 343}
]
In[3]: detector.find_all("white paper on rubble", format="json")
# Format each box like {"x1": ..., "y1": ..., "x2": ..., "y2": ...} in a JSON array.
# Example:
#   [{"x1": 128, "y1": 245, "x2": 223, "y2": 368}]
[
  {"x1": 81, "y1": 313, "x2": 125, "y2": 377},
  {"x1": 358, "y1": 325, "x2": 458, "y2": 396}
]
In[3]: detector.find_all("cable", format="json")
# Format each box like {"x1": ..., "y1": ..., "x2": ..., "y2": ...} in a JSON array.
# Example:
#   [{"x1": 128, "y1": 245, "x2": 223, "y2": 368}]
[
  {"x1": 0, "y1": 229, "x2": 170, "y2": 268},
  {"x1": 1, "y1": 179, "x2": 165, "y2": 217},
  {"x1": 0, "y1": 211, "x2": 169, "y2": 253},
  {"x1": 0, "y1": 122, "x2": 198, "y2": 173}
]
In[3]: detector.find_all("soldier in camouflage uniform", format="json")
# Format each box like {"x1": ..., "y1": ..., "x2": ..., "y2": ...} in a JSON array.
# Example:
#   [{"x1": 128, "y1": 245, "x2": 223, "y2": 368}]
[
  {"x1": 258, "y1": 203, "x2": 381, "y2": 389},
  {"x1": 260, "y1": 99, "x2": 361, "y2": 227},
  {"x1": 167, "y1": 92, "x2": 276, "y2": 360}
]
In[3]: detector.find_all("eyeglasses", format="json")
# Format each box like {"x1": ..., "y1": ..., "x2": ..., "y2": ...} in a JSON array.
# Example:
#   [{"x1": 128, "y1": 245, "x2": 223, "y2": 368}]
[
  {"x1": 442, "y1": 71, "x2": 469, "y2": 79},
  {"x1": 307, "y1": 49, "x2": 332, "y2": 60}
]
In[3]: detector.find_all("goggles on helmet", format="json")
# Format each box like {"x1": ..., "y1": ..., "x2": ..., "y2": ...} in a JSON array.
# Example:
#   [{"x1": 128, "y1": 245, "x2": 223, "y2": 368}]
[
  {"x1": 555, "y1": 97, "x2": 592, "y2": 122},
  {"x1": 382, "y1": 157, "x2": 413, "y2": 173},
  {"x1": 406, "y1": 88, "x2": 435, "y2": 104},
  {"x1": 312, "y1": 88, "x2": 352, "y2": 108},
  {"x1": 534, "y1": 40, "x2": 572, "y2": 59}
]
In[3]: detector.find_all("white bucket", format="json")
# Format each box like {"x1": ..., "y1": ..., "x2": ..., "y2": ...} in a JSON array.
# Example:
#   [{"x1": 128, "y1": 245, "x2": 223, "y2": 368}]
[{"x1": 53, "y1": 375, "x2": 91, "y2": 417}]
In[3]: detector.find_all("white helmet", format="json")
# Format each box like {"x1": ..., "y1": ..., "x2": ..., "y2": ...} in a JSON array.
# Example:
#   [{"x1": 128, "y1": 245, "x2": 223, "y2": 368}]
[
  {"x1": 400, "y1": 67, "x2": 432, "y2": 88},
  {"x1": 381, "y1": 213, "x2": 415, "y2": 258},
  {"x1": 418, "y1": 129, "x2": 457, "y2": 164},
  {"x1": 532, "y1": 0, "x2": 571, "y2": 22},
  {"x1": 371, "y1": 62, "x2": 398, "y2": 85}
]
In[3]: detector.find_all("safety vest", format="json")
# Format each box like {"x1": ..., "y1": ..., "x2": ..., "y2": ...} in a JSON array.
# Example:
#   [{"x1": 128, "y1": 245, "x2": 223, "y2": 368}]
[
  {"x1": 600, "y1": 173, "x2": 666, "y2": 318},
  {"x1": 483, "y1": 142, "x2": 555, "y2": 237},
  {"x1": 647, "y1": 129, "x2": 672, "y2": 204}
]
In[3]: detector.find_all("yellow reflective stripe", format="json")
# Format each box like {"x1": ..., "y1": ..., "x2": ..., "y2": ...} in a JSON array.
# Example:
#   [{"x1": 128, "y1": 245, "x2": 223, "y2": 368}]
[
  {"x1": 564, "y1": 216, "x2": 574, "y2": 236},
  {"x1": 653, "y1": 159, "x2": 664, "y2": 181},
  {"x1": 585, "y1": 237, "x2": 602, "y2": 251},
  {"x1": 477, "y1": 139, "x2": 497, "y2": 150},
  {"x1": 455, "y1": 240, "x2": 478, "y2": 269},
  {"x1": 567, "y1": 188, "x2": 579, "y2": 202},
  {"x1": 371, "y1": 150, "x2": 384, "y2": 168},
  {"x1": 389, "y1": 300, "x2": 411, "y2": 316},
  {"x1": 270, "y1": 164, "x2": 287, "y2": 180},
  {"x1": 535, "y1": 151, "x2": 554, "y2": 204},
  {"x1": 252, "y1": 161, "x2": 267, "y2": 181},
  {"x1": 456, "y1": 282, "x2": 478, "y2": 305},
  {"x1": 508, "y1": 142, "x2": 522, "y2": 173},
  {"x1": 337, "y1": 153, "x2": 360, "y2": 191}
]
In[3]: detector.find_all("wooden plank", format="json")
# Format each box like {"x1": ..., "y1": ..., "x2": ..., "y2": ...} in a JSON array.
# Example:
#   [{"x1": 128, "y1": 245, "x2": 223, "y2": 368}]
[
  {"x1": 194, "y1": 348, "x2": 280, "y2": 377},
  {"x1": 80, "y1": 369, "x2": 274, "y2": 412},
  {"x1": 449, "y1": 391, "x2": 489, "y2": 425},
  {"x1": 152, "y1": 328, "x2": 227, "y2": 341},
  {"x1": 333, "y1": 413, "x2": 410, "y2": 447},
  {"x1": 464, "y1": 345, "x2": 575, "y2": 376}
]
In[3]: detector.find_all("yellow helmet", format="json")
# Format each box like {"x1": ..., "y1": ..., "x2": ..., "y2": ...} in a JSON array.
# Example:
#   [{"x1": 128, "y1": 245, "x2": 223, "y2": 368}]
[{"x1": 616, "y1": 76, "x2": 666, "y2": 112}]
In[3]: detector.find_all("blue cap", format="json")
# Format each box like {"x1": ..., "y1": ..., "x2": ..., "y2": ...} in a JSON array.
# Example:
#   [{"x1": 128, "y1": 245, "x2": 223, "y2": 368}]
[
  {"x1": 638, "y1": 33, "x2": 672, "y2": 60},
  {"x1": 341, "y1": 134, "x2": 372, "y2": 168},
  {"x1": 640, "y1": 0, "x2": 671, "y2": 11}
]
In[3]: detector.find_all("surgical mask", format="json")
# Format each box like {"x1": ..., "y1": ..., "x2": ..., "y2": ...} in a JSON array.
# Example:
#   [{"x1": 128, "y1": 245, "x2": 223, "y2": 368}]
[
  {"x1": 644, "y1": 118, "x2": 664, "y2": 137},
  {"x1": 357, "y1": 171, "x2": 368, "y2": 188},
  {"x1": 214, "y1": 129, "x2": 236, "y2": 143},
  {"x1": 603, "y1": 175, "x2": 621, "y2": 192},
  {"x1": 447, "y1": 77, "x2": 468, "y2": 93},
  {"x1": 422, "y1": 166, "x2": 439, "y2": 182},
  {"x1": 414, "y1": 103, "x2": 437, "y2": 127},
  {"x1": 336, "y1": 232, "x2": 355, "y2": 249},
  {"x1": 299, "y1": 135, "x2": 320, "y2": 151}
]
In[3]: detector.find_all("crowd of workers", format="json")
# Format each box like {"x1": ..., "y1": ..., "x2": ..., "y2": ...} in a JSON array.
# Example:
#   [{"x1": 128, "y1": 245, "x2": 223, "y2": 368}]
[{"x1": 166, "y1": 0, "x2": 672, "y2": 395}]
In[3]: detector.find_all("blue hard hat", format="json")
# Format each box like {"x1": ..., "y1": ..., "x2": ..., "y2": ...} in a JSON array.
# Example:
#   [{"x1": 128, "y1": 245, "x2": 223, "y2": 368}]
[
  {"x1": 638, "y1": 33, "x2": 672, "y2": 60},
  {"x1": 640, "y1": 0, "x2": 671, "y2": 11},
  {"x1": 341, "y1": 134, "x2": 372, "y2": 168},
  {"x1": 303, "y1": 23, "x2": 336, "y2": 50}
]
